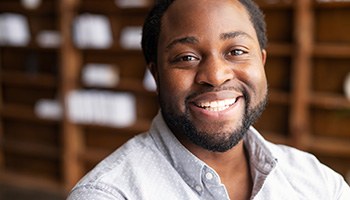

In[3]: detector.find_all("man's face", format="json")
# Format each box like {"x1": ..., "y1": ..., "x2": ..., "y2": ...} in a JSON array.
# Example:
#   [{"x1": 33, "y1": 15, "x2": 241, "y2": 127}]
[{"x1": 153, "y1": 0, "x2": 268, "y2": 152}]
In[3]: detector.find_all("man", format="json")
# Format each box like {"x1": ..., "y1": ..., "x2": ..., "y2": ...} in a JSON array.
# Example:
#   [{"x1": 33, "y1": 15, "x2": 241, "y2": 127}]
[{"x1": 68, "y1": 0, "x2": 350, "y2": 199}]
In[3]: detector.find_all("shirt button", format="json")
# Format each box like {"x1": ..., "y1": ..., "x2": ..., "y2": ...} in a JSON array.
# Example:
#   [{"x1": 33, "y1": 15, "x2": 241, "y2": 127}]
[
  {"x1": 195, "y1": 185, "x2": 202, "y2": 192},
  {"x1": 205, "y1": 172, "x2": 213, "y2": 180}
]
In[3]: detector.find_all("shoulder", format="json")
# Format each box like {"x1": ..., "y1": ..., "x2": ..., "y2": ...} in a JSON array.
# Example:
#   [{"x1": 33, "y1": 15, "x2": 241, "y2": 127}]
[
  {"x1": 267, "y1": 142, "x2": 350, "y2": 198},
  {"x1": 68, "y1": 132, "x2": 164, "y2": 199},
  {"x1": 267, "y1": 141, "x2": 334, "y2": 178}
]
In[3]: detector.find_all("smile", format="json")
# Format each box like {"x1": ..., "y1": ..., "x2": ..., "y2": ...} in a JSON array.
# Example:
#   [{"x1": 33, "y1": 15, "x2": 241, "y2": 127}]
[{"x1": 195, "y1": 98, "x2": 237, "y2": 112}]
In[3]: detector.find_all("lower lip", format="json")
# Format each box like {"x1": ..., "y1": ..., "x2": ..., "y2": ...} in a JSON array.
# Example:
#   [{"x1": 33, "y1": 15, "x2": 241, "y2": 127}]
[{"x1": 189, "y1": 97, "x2": 243, "y2": 120}]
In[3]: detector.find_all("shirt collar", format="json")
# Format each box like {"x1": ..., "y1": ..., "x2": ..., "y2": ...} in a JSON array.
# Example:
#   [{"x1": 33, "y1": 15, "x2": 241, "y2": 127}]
[
  {"x1": 149, "y1": 112, "x2": 206, "y2": 194},
  {"x1": 244, "y1": 127, "x2": 278, "y2": 175}
]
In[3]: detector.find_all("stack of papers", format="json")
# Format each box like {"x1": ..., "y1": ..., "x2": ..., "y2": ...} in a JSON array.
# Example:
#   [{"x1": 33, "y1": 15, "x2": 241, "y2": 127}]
[
  {"x1": 35, "y1": 99, "x2": 62, "y2": 120},
  {"x1": 0, "y1": 13, "x2": 30, "y2": 46},
  {"x1": 115, "y1": 0, "x2": 150, "y2": 8},
  {"x1": 67, "y1": 90, "x2": 137, "y2": 127},
  {"x1": 73, "y1": 14, "x2": 113, "y2": 49},
  {"x1": 120, "y1": 26, "x2": 142, "y2": 50},
  {"x1": 82, "y1": 63, "x2": 120, "y2": 88}
]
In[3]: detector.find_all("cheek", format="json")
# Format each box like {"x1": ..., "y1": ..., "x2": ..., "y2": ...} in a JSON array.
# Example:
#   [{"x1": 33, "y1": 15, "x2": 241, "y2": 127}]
[
  {"x1": 158, "y1": 69, "x2": 195, "y2": 112},
  {"x1": 242, "y1": 64, "x2": 267, "y2": 97},
  {"x1": 251, "y1": 67, "x2": 268, "y2": 100}
]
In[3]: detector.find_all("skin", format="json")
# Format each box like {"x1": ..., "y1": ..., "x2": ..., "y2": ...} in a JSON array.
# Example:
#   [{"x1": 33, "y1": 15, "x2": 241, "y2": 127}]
[{"x1": 149, "y1": 0, "x2": 267, "y2": 199}]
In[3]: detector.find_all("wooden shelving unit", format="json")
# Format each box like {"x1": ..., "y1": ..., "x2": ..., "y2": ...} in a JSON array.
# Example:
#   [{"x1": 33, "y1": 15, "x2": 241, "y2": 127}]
[
  {"x1": 0, "y1": 0, "x2": 349, "y2": 197},
  {"x1": 255, "y1": 0, "x2": 350, "y2": 179}
]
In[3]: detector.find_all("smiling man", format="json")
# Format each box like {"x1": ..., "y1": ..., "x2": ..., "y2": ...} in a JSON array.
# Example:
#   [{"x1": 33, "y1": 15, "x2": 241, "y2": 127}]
[{"x1": 68, "y1": 0, "x2": 350, "y2": 199}]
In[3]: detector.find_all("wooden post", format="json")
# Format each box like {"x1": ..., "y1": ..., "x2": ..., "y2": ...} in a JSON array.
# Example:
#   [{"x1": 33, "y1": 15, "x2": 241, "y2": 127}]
[
  {"x1": 0, "y1": 51, "x2": 4, "y2": 168},
  {"x1": 59, "y1": 0, "x2": 84, "y2": 192},
  {"x1": 290, "y1": 0, "x2": 313, "y2": 149}
]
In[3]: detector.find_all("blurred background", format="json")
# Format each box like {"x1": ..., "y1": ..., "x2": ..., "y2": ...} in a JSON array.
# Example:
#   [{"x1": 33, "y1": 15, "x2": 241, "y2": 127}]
[{"x1": 0, "y1": 0, "x2": 349, "y2": 199}]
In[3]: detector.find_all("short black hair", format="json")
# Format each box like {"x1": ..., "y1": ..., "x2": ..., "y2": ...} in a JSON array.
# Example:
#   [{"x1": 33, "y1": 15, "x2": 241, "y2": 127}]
[{"x1": 141, "y1": 0, "x2": 267, "y2": 64}]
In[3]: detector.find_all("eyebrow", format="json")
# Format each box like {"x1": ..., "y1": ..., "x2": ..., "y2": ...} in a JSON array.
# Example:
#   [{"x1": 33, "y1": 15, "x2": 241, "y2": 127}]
[
  {"x1": 166, "y1": 36, "x2": 199, "y2": 50},
  {"x1": 220, "y1": 31, "x2": 253, "y2": 40},
  {"x1": 165, "y1": 31, "x2": 253, "y2": 50}
]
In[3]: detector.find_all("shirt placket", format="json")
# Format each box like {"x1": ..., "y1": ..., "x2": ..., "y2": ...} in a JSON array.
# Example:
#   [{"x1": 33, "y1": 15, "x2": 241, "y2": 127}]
[{"x1": 201, "y1": 166, "x2": 230, "y2": 200}]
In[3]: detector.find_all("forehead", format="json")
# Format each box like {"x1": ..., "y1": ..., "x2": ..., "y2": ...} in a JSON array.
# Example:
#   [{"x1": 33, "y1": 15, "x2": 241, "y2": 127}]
[{"x1": 160, "y1": 0, "x2": 257, "y2": 43}]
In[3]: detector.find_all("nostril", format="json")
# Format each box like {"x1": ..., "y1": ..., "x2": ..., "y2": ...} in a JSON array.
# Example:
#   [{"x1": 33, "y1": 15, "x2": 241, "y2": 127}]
[{"x1": 195, "y1": 66, "x2": 234, "y2": 87}]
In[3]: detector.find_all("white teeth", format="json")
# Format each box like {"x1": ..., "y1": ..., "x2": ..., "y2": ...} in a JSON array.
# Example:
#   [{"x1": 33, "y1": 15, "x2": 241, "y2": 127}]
[{"x1": 197, "y1": 98, "x2": 236, "y2": 111}]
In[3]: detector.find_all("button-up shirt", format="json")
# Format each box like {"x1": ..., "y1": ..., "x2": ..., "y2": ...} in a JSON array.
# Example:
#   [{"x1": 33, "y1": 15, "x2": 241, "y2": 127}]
[{"x1": 68, "y1": 113, "x2": 350, "y2": 200}]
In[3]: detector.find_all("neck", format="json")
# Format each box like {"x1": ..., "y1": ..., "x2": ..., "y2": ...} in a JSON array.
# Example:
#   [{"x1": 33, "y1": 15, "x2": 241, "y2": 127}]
[
  {"x1": 188, "y1": 140, "x2": 249, "y2": 175},
  {"x1": 184, "y1": 139, "x2": 253, "y2": 200}
]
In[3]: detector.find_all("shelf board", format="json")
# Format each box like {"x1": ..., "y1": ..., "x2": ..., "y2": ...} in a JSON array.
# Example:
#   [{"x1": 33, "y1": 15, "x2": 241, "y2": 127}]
[
  {"x1": 314, "y1": 1, "x2": 350, "y2": 9},
  {"x1": 0, "y1": 45, "x2": 59, "y2": 52},
  {"x1": 0, "y1": 103, "x2": 60, "y2": 124},
  {"x1": 0, "y1": 1, "x2": 58, "y2": 15},
  {"x1": 79, "y1": 148, "x2": 112, "y2": 164},
  {"x1": 269, "y1": 89, "x2": 291, "y2": 105},
  {"x1": 81, "y1": 118, "x2": 152, "y2": 133},
  {"x1": 1, "y1": 71, "x2": 57, "y2": 88},
  {"x1": 307, "y1": 135, "x2": 350, "y2": 158},
  {"x1": 257, "y1": 1, "x2": 294, "y2": 9},
  {"x1": 261, "y1": 131, "x2": 290, "y2": 145},
  {"x1": 78, "y1": 0, "x2": 151, "y2": 14},
  {"x1": 266, "y1": 43, "x2": 293, "y2": 56},
  {"x1": 83, "y1": 78, "x2": 156, "y2": 95},
  {"x1": 313, "y1": 43, "x2": 350, "y2": 58},
  {"x1": 1, "y1": 139, "x2": 60, "y2": 160},
  {"x1": 0, "y1": 170, "x2": 64, "y2": 195},
  {"x1": 81, "y1": 48, "x2": 143, "y2": 56},
  {"x1": 262, "y1": 131, "x2": 350, "y2": 158},
  {"x1": 309, "y1": 92, "x2": 350, "y2": 110}
]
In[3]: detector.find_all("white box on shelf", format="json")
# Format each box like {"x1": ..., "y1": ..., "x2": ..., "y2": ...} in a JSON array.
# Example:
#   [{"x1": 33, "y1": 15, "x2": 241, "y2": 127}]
[
  {"x1": 120, "y1": 26, "x2": 142, "y2": 50},
  {"x1": 73, "y1": 14, "x2": 113, "y2": 49},
  {"x1": 0, "y1": 13, "x2": 30, "y2": 46},
  {"x1": 82, "y1": 63, "x2": 120, "y2": 88},
  {"x1": 35, "y1": 99, "x2": 62, "y2": 120},
  {"x1": 67, "y1": 90, "x2": 137, "y2": 128}
]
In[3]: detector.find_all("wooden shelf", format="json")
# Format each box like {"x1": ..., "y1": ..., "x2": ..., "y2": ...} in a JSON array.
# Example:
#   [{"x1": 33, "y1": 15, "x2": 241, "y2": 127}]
[
  {"x1": 309, "y1": 92, "x2": 350, "y2": 110},
  {"x1": 80, "y1": 118, "x2": 151, "y2": 133},
  {"x1": 269, "y1": 89, "x2": 291, "y2": 105},
  {"x1": 0, "y1": 170, "x2": 64, "y2": 194},
  {"x1": 1, "y1": 71, "x2": 57, "y2": 88},
  {"x1": 0, "y1": 1, "x2": 58, "y2": 15},
  {"x1": 1, "y1": 139, "x2": 60, "y2": 160},
  {"x1": 313, "y1": 43, "x2": 350, "y2": 58},
  {"x1": 0, "y1": 104, "x2": 59, "y2": 124},
  {"x1": 0, "y1": 45, "x2": 59, "y2": 52},
  {"x1": 314, "y1": 1, "x2": 350, "y2": 9},
  {"x1": 307, "y1": 135, "x2": 350, "y2": 158},
  {"x1": 261, "y1": 131, "x2": 290, "y2": 145},
  {"x1": 263, "y1": 131, "x2": 350, "y2": 158},
  {"x1": 81, "y1": 48, "x2": 143, "y2": 56},
  {"x1": 78, "y1": 0, "x2": 151, "y2": 14},
  {"x1": 255, "y1": 1, "x2": 293, "y2": 9},
  {"x1": 79, "y1": 148, "x2": 112, "y2": 164},
  {"x1": 83, "y1": 78, "x2": 156, "y2": 95},
  {"x1": 267, "y1": 43, "x2": 293, "y2": 57}
]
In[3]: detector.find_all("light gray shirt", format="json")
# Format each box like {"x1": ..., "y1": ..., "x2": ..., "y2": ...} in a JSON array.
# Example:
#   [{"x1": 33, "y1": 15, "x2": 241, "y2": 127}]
[{"x1": 68, "y1": 113, "x2": 350, "y2": 200}]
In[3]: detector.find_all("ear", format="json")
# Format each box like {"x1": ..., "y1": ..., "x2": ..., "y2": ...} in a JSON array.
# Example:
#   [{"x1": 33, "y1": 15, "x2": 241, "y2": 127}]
[
  {"x1": 261, "y1": 49, "x2": 267, "y2": 66},
  {"x1": 147, "y1": 62, "x2": 160, "y2": 94}
]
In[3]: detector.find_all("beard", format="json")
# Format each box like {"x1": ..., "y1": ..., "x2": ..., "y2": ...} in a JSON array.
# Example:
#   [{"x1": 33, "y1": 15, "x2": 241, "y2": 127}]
[{"x1": 160, "y1": 89, "x2": 268, "y2": 152}]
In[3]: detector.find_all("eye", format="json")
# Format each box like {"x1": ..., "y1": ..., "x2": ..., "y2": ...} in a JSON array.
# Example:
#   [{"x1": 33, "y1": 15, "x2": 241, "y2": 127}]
[
  {"x1": 172, "y1": 54, "x2": 199, "y2": 63},
  {"x1": 178, "y1": 55, "x2": 197, "y2": 62},
  {"x1": 228, "y1": 49, "x2": 247, "y2": 56}
]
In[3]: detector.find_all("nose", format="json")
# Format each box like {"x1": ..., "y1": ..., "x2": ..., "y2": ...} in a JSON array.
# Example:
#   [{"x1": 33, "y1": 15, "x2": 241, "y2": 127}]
[{"x1": 195, "y1": 55, "x2": 234, "y2": 87}]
